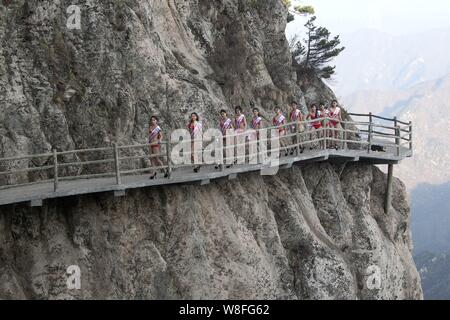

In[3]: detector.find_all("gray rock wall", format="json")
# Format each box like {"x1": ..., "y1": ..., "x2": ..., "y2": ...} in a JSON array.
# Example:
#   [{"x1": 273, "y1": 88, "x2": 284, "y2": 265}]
[
  {"x1": 0, "y1": 164, "x2": 422, "y2": 299},
  {"x1": 0, "y1": 0, "x2": 307, "y2": 156},
  {"x1": 0, "y1": 1, "x2": 422, "y2": 299}
]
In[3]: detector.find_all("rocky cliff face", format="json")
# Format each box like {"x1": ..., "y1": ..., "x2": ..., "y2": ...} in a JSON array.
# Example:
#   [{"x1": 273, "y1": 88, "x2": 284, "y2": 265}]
[
  {"x1": 0, "y1": 164, "x2": 422, "y2": 299},
  {"x1": 0, "y1": 0, "x2": 422, "y2": 299},
  {"x1": 0, "y1": 0, "x2": 304, "y2": 156}
]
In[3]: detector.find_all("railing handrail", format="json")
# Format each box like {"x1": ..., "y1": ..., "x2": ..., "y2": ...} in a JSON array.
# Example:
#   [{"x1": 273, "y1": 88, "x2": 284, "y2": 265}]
[
  {"x1": 0, "y1": 114, "x2": 409, "y2": 162},
  {"x1": 347, "y1": 112, "x2": 411, "y2": 126},
  {"x1": 0, "y1": 113, "x2": 413, "y2": 192}
]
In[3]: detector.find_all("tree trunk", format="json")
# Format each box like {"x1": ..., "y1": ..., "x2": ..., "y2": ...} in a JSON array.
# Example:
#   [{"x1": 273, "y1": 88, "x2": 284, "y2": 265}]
[{"x1": 305, "y1": 28, "x2": 312, "y2": 69}]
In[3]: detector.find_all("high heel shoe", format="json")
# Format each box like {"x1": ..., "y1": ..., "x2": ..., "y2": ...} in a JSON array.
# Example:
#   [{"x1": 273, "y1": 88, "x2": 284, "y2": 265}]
[
  {"x1": 194, "y1": 166, "x2": 201, "y2": 173},
  {"x1": 149, "y1": 172, "x2": 157, "y2": 180}
]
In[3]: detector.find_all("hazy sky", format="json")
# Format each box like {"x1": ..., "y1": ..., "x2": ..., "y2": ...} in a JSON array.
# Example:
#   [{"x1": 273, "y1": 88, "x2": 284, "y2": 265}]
[{"x1": 286, "y1": 0, "x2": 450, "y2": 37}]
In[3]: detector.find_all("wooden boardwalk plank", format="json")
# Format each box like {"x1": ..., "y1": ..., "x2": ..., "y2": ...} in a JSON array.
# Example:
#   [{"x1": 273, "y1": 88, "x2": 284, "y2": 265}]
[{"x1": 0, "y1": 147, "x2": 411, "y2": 207}]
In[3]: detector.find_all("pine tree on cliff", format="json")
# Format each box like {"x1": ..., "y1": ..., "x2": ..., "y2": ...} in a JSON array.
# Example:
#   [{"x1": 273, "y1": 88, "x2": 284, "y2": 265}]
[{"x1": 291, "y1": 16, "x2": 345, "y2": 79}]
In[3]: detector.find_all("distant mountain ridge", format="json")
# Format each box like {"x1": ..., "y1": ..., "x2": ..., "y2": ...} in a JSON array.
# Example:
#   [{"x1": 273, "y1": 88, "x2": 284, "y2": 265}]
[
  {"x1": 343, "y1": 74, "x2": 450, "y2": 190},
  {"x1": 412, "y1": 182, "x2": 450, "y2": 254},
  {"x1": 332, "y1": 27, "x2": 450, "y2": 301},
  {"x1": 333, "y1": 28, "x2": 450, "y2": 96},
  {"x1": 415, "y1": 251, "x2": 450, "y2": 300},
  {"x1": 412, "y1": 182, "x2": 450, "y2": 300}
]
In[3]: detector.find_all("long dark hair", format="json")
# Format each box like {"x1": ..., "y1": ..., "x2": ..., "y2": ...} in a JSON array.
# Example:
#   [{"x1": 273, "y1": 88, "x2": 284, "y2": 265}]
[
  {"x1": 190, "y1": 112, "x2": 200, "y2": 123},
  {"x1": 310, "y1": 104, "x2": 320, "y2": 117},
  {"x1": 252, "y1": 108, "x2": 260, "y2": 117}
]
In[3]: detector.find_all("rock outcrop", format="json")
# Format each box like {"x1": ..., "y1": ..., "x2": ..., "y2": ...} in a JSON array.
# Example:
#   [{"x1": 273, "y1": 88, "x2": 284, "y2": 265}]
[{"x1": 0, "y1": 0, "x2": 422, "y2": 299}]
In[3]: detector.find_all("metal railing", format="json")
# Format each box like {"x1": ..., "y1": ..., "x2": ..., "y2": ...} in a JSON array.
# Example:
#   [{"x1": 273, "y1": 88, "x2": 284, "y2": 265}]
[
  {"x1": 347, "y1": 112, "x2": 413, "y2": 156},
  {"x1": 0, "y1": 114, "x2": 413, "y2": 192}
]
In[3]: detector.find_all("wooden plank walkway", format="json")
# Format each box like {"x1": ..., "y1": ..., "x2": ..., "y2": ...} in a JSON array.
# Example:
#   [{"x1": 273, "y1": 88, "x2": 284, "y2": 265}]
[
  {"x1": 0, "y1": 146, "x2": 411, "y2": 207},
  {"x1": 0, "y1": 114, "x2": 413, "y2": 207}
]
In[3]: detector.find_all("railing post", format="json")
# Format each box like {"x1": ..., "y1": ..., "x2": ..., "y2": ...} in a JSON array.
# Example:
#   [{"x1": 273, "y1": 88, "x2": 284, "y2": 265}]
[
  {"x1": 296, "y1": 122, "x2": 301, "y2": 155},
  {"x1": 385, "y1": 164, "x2": 394, "y2": 214},
  {"x1": 409, "y1": 121, "x2": 413, "y2": 155},
  {"x1": 113, "y1": 143, "x2": 122, "y2": 185},
  {"x1": 166, "y1": 138, "x2": 172, "y2": 178},
  {"x1": 343, "y1": 122, "x2": 347, "y2": 150},
  {"x1": 257, "y1": 128, "x2": 263, "y2": 165},
  {"x1": 368, "y1": 113, "x2": 373, "y2": 153},
  {"x1": 221, "y1": 136, "x2": 226, "y2": 171},
  {"x1": 53, "y1": 149, "x2": 58, "y2": 192},
  {"x1": 394, "y1": 117, "x2": 400, "y2": 157}
]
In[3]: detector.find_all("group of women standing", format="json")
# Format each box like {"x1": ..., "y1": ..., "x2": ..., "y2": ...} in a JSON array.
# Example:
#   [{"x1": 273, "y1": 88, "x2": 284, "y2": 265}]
[
  {"x1": 305, "y1": 100, "x2": 343, "y2": 150},
  {"x1": 147, "y1": 100, "x2": 343, "y2": 178}
]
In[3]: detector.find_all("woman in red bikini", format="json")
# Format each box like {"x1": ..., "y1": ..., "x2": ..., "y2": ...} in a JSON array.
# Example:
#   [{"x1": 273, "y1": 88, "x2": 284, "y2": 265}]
[
  {"x1": 319, "y1": 103, "x2": 330, "y2": 149},
  {"x1": 233, "y1": 106, "x2": 247, "y2": 164},
  {"x1": 289, "y1": 101, "x2": 305, "y2": 155},
  {"x1": 249, "y1": 108, "x2": 264, "y2": 163},
  {"x1": 148, "y1": 116, "x2": 168, "y2": 179},
  {"x1": 251, "y1": 108, "x2": 263, "y2": 132},
  {"x1": 329, "y1": 100, "x2": 342, "y2": 150},
  {"x1": 216, "y1": 109, "x2": 234, "y2": 169},
  {"x1": 234, "y1": 106, "x2": 247, "y2": 133},
  {"x1": 273, "y1": 106, "x2": 289, "y2": 156},
  {"x1": 306, "y1": 104, "x2": 323, "y2": 150},
  {"x1": 251, "y1": 107, "x2": 263, "y2": 140},
  {"x1": 187, "y1": 112, "x2": 203, "y2": 173}
]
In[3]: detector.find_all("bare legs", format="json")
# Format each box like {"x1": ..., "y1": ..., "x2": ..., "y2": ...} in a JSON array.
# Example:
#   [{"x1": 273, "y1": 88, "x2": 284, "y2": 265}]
[
  {"x1": 191, "y1": 142, "x2": 202, "y2": 172},
  {"x1": 329, "y1": 123, "x2": 340, "y2": 149},
  {"x1": 309, "y1": 127, "x2": 320, "y2": 150},
  {"x1": 280, "y1": 133, "x2": 289, "y2": 157},
  {"x1": 149, "y1": 146, "x2": 167, "y2": 179}
]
